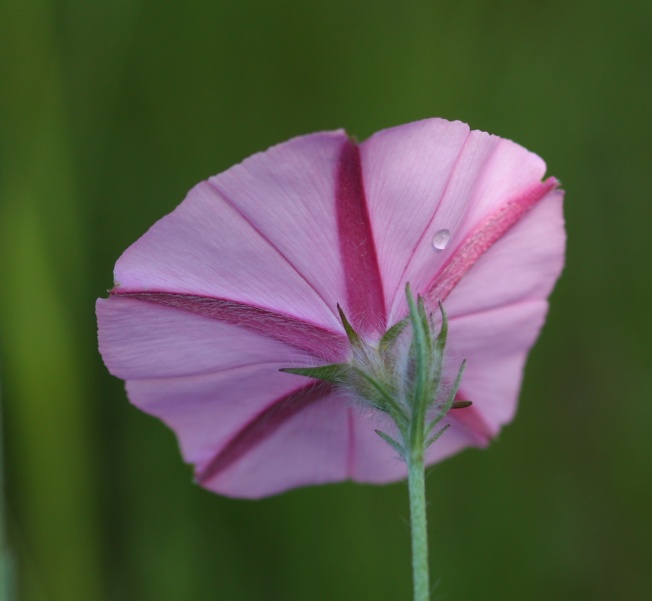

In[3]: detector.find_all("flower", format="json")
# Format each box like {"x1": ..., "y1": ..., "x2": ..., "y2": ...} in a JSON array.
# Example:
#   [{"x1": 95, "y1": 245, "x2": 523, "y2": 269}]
[{"x1": 97, "y1": 118, "x2": 565, "y2": 499}]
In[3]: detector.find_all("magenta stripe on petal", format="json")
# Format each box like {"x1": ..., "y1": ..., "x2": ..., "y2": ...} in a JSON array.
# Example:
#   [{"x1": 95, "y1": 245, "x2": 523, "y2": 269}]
[
  {"x1": 112, "y1": 291, "x2": 347, "y2": 361},
  {"x1": 336, "y1": 140, "x2": 386, "y2": 334},
  {"x1": 426, "y1": 177, "x2": 559, "y2": 304},
  {"x1": 196, "y1": 382, "x2": 333, "y2": 485}
]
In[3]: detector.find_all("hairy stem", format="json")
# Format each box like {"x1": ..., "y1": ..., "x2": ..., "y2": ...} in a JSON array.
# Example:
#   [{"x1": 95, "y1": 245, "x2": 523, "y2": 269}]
[{"x1": 408, "y1": 449, "x2": 430, "y2": 601}]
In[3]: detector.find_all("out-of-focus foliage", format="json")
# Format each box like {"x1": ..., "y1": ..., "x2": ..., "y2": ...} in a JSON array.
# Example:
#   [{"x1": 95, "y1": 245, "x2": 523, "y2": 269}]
[{"x1": 1, "y1": 1, "x2": 650, "y2": 600}]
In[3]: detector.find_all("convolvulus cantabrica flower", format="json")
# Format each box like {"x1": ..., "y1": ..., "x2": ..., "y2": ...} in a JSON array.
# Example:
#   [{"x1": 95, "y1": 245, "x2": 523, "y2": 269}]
[{"x1": 97, "y1": 118, "x2": 565, "y2": 498}]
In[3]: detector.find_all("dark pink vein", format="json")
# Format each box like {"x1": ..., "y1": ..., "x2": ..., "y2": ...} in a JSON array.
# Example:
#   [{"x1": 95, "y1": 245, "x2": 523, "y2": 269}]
[
  {"x1": 195, "y1": 381, "x2": 333, "y2": 485},
  {"x1": 426, "y1": 177, "x2": 559, "y2": 305},
  {"x1": 336, "y1": 140, "x2": 386, "y2": 335},
  {"x1": 111, "y1": 291, "x2": 347, "y2": 362},
  {"x1": 424, "y1": 178, "x2": 558, "y2": 444}
]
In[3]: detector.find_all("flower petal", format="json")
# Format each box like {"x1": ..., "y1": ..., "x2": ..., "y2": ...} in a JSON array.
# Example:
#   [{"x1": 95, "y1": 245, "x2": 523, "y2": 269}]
[
  {"x1": 359, "y1": 118, "x2": 472, "y2": 322},
  {"x1": 436, "y1": 188, "x2": 565, "y2": 439},
  {"x1": 441, "y1": 189, "x2": 565, "y2": 317},
  {"x1": 126, "y1": 367, "x2": 316, "y2": 467},
  {"x1": 128, "y1": 372, "x2": 339, "y2": 494},
  {"x1": 360, "y1": 118, "x2": 555, "y2": 324},
  {"x1": 113, "y1": 132, "x2": 354, "y2": 331},
  {"x1": 97, "y1": 118, "x2": 566, "y2": 498},
  {"x1": 198, "y1": 392, "x2": 351, "y2": 499},
  {"x1": 447, "y1": 300, "x2": 550, "y2": 437},
  {"x1": 97, "y1": 296, "x2": 322, "y2": 380}
]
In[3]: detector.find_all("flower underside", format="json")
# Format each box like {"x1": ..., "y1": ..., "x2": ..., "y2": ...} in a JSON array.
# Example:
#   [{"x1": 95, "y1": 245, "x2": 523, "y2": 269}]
[
  {"x1": 96, "y1": 118, "x2": 566, "y2": 498},
  {"x1": 283, "y1": 285, "x2": 471, "y2": 464}
]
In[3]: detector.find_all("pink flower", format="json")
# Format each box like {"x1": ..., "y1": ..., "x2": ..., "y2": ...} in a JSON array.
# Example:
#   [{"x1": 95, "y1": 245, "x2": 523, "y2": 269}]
[{"x1": 97, "y1": 118, "x2": 565, "y2": 499}]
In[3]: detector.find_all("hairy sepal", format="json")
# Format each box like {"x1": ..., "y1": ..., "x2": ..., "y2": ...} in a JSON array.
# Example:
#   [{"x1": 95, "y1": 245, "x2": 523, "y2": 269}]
[
  {"x1": 282, "y1": 285, "x2": 470, "y2": 467},
  {"x1": 280, "y1": 364, "x2": 351, "y2": 385}
]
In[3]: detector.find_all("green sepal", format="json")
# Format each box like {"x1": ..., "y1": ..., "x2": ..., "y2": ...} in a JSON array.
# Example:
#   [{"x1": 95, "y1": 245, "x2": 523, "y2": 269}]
[
  {"x1": 428, "y1": 302, "x2": 447, "y2": 399},
  {"x1": 284, "y1": 287, "x2": 467, "y2": 473},
  {"x1": 379, "y1": 318, "x2": 408, "y2": 354},
  {"x1": 405, "y1": 284, "x2": 431, "y2": 413},
  {"x1": 425, "y1": 359, "x2": 466, "y2": 434},
  {"x1": 445, "y1": 359, "x2": 467, "y2": 409},
  {"x1": 375, "y1": 429, "x2": 406, "y2": 460},
  {"x1": 280, "y1": 363, "x2": 351, "y2": 385},
  {"x1": 337, "y1": 304, "x2": 362, "y2": 348},
  {"x1": 425, "y1": 408, "x2": 445, "y2": 436},
  {"x1": 426, "y1": 423, "x2": 451, "y2": 448},
  {"x1": 417, "y1": 296, "x2": 433, "y2": 354},
  {"x1": 434, "y1": 301, "x2": 448, "y2": 356},
  {"x1": 351, "y1": 367, "x2": 409, "y2": 431}
]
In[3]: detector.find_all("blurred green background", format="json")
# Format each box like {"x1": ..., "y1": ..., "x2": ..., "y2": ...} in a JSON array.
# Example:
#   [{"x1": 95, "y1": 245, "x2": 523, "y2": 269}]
[{"x1": 1, "y1": 0, "x2": 650, "y2": 599}]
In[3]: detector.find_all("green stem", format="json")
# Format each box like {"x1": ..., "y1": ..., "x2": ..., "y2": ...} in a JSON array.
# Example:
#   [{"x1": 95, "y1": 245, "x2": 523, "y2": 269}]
[
  {"x1": 408, "y1": 450, "x2": 430, "y2": 601},
  {"x1": 404, "y1": 286, "x2": 434, "y2": 601}
]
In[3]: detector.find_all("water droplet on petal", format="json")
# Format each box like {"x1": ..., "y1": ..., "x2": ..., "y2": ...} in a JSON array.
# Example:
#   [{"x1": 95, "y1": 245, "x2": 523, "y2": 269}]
[{"x1": 432, "y1": 229, "x2": 451, "y2": 251}]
